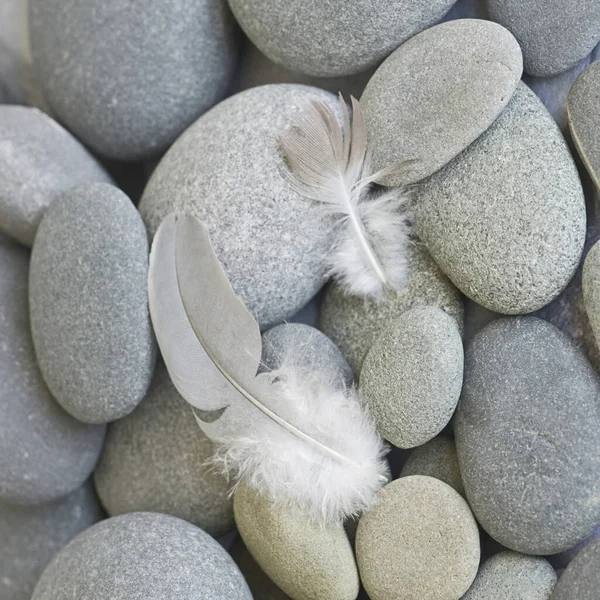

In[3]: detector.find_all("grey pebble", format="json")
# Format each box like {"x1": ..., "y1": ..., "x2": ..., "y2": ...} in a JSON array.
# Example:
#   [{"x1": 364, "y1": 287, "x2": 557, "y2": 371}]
[
  {"x1": 31, "y1": 512, "x2": 252, "y2": 600},
  {"x1": 0, "y1": 482, "x2": 104, "y2": 600},
  {"x1": 551, "y1": 537, "x2": 600, "y2": 599},
  {"x1": 360, "y1": 307, "x2": 463, "y2": 449},
  {"x1": 362, "y1": 18, "x2": 523, "y2": 186},
  {"x1": 0, "y1": 105, "x2": 111, "y2": 247},
  {"x1": 583, "y1": 241, "x2": 600, "y2": 353},
  {"x1": 548, "y1": 525, "x2": 600, "y2": 571},
  {"x1": 29, "y1": 183, "x2": 156, "y2": 424},
  {"x1": 140, "y1": 84, "x2": 336, "y2": 330},
  {"x1": 455, "y1": 317, "x2": 600, "y2": 554},
  {"x1": 413, "y1": 82, "x2": 586, "y2": 315},
  {"x1": 93, "y1": 361, "x2": 233, "y2": 536},
  {"x1": 0, "y1": 235, "x2": 105, "y2": 505},
  {"x1": 29, "y1": 0, "x2": 239, "y2": 161}
]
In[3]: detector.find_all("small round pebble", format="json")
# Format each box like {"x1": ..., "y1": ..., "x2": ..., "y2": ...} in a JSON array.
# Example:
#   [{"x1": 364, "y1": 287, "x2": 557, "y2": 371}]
[
  {"x1": 360, "y1": 307, "x2": 463, "y2": 448},
  {"x1": 0, "y1": 482, "x2": 104, "y2": 600},
  {"x1": 234, "y1": 484, "x2": 359, "y2": 600},
  {"x1": 462, "y1": 551, "x2": 556, "y2": 599},
  {"x1": 356, "y1": 476, "x2": 480, "y2": 600},
  {"x1": 29, "y1": 183, "x2": 156, "y2": 424},
  {"x1": 31, "y1": 512, "x2": 252, "y2": 600},
  {"x1": 551, "y1": 537, "x2": 600, "y2": 599},
  {"x1": 94, "y1": 361, "x2": 233, "y2": 535}
]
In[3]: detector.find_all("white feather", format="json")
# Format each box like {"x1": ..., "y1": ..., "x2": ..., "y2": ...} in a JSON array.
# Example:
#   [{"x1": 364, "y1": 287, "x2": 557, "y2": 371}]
[{"x1": 281, "y1": 95, "x2": 411, "y2": 298}]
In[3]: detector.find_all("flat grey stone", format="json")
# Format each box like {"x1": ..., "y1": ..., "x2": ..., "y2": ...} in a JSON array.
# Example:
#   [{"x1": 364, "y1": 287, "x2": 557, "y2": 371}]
[
  {"x1": 94, "y1": 361, "x2": 233, "y2": 536},
  {"x1": 0, "y1": 106, "x2": 111, "y2": 247},
  {"x1": 29, "y1": 0, "x2": 239, "y2": 161},
  {"x1": 31, "y1": 512, "x2": 252, "y2": 600},
  {"x1": 29, "y1": 183, "x2": 156, "y2": 424},
  {"x1": 356, "y1": 476, "x2": 480, "y2": 600},
  {"x1": 413, "y1": 82, "x2": 586, "y2": 315},
  {"x1": 360, "y1": 307, "x2": 463, "y2": 449},
  {"x1": 234, "y1": 484, "x2": 359, "y2": 600},
  {"x1": 140, "y1": 84, "x2": 335, "y2": 329},
  {"x1": 0, "y1": 482, "x2": 104, "y2": 600},
  {"x1": 0, "y1": 235, "x2": 105, "y2": 505},
  {"x1": 486, "y1": 0, "x2": 600, "y2": 77},
  {"x1": 228, "y1": 0, "x2": 457, "y2": 77},
  {"x1": 362, "y1": 19, "x2": 522, "y2": 185},
  {"x1": 455, "y1": 317, "x2": 600, "y2": 555},
  {"x1": 551, "y1": 538, "x2": 600, "y2": 599},
  {"x1": 462, "y1": 551, "x2": 556, "y2": 599},
  {"x1": 319, "y1": 241, "x2": 464, "y2": 373}
]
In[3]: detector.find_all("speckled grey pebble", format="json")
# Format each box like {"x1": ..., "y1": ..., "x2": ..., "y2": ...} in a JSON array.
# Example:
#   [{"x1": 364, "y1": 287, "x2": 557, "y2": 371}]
[
  {"x1": 0, "y1": 106, "x2": 111, "y2": 246},
  {"x1": 356, "y1": 476, "x2": 480, "y2": 600},
  {"x1": 583, "y1": 242, "x2": 600, "y2": 351},
  {"x1": 29, "y1": 183, "x2": 156, "y2": 424},
  {"x1": 140, "y1": 84, "x2": 335, "y2": 329},
  {"x1": 400, "y1": 436, "x2": 464, "y2": 496},
  {"x1": 362, "y1": 19, "x2": 523, "y2": 185},
  {"x1": 234, "y1": 484, "x2": 359, "y2": 600},
  {"x1": 549, "y1": 525, "x2": 600, "y2": 571},
  {"x1": 360, "y1": 307, "x2": 463, "y2": 449},
  {"x1": 0, "y1": 482, "x2": 104, "y2": 600},
  {"x1": 31, "y1": 512, "x2": 252, "y2": 600},
  {"x1": 486, "y1": 0, "x2": 600, "y2": 77},
  {"x1": 228, "y1": 0, "x2": 456, "y2": 77},
  {"x1": 551, "y1": 537, "x2": 600, "y2": 599},
  {"x1": 455, "y1": 317, "x2": 600, "y2": 555},
  {"x1": 319, "y1": 241, "x2": 464, "y2": 373},
  {"x1": 463, "y1": 551, "x2": 556, "y2": 599},
  {"x1": 29, "y1": 0, "x2": 239, "y2": 161},
  {"x1": 0, "y1": 235, "x2": 105, "y2": 505},
  {"x1": 413, "y1": 82, "x2": 586, "y2": 315}
]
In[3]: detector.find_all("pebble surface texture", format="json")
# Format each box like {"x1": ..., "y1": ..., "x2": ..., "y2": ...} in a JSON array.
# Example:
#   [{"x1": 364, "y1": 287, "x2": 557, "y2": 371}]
[
  {"x1": 486, "y1": 0, "x2": 600, "y2": 77},
  {"x1": 319, "y1": 242, "x2": 463, "y2": 373},
  {"x1": 0, "y1": 235, "x2": 105, "y2": 505},
  {"x1": 0, "y1": 106, "x2": 111, "y2": 246},
  {"x1": 31, "y1": 512, "x2": 252, "y2": 600},
  {"x1": 94, "y1": 361, "x2": 233, "y2": 535},
  {"x1": 551, "y1": 538, "x2": 600, "y2": 599},
  {"x1": 455, "y1": 317, "x2": 600, "y2": 555},
  {"x1": 413, "y1": 82, "x2": 586, "y2": 315},
  {"x1": 29, "y1": 183, "x2": 155, "y2": 424},
  {"x1": 0, "y1": 482, "x2": 104, "y2": 600},
  {"x1": 227, "y1": 0, "x2": 456, "y2": 77},
  {"x1": 140, "y1": 84, "x2": 335, "y2": 329},
  {"x1": 362, "y1": 19, "x2": 523, "y2": 186},
  {"x1": 356, "y1": 476, "x2": 480, "y2": 600},
  {"x1": 462, "y1": 551, "x2": 556, "y2": 599},
  {"x1": 400, "y1": 436, "x2": 464, "y2": 496},
  {"x1": 234, "y1": 484, "x2": 359, "y2": 600},
  {"x1": 582, "y1": 241, "x2": 600, "y2": 355},
  {"x1": 29, "y1": 0, "x2": 239, "y2": 161},
  {"x1": 360, "y1": 307, "x2": 463, "y2": 448}
]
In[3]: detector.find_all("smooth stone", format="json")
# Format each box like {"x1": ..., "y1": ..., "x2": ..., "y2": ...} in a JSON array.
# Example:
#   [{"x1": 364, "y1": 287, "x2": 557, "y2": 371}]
[
  {"x1": 0, "y1": 482, "x2": 104, "y2": 600},
  {"x1": 413, "y1": 82, "x2": 585, "y2": 315},
  {"x1": 360, "y1": 307, "x2": 463, "y2": 448},
  {"x1": 551, "y1": 538, "x2": 600, "y2": 599},
  {"x1": 31, "y1": 512, "x2": 252, "y2": 600},
  {"x1": 261, "y1": 323, "x2": 354, "y2": 387},
  {"x1": 356, "y1": 476, "x2": 480, "y2": 600},
  {"x1": 583, "y1": 241, "x2": 600, "y2": 351},
  {"x1": 0, "y1": 106, "x2": 111, "y2": 246},
  {"x1": 362, "y1": 19, "x2": 522, "y2": 186},
  {"x1": 29, "y1": 0, "x2": 239, "y2": 161},
  {"x1": 140, "y1": 84, "x2": 335, "y2": 329},
  {"x1": 29, "y1": 183, "x2": 155, "y2": 424},
  {"x1": 0, "y1": 235, "x2": 105, "y2": 505},
  {"x1": 94, "y1": 361, "x2": 233, "y2": 535},
  {"x1": 400, "y1": 436, "x2": 464, "y2": 496},
  {"x1": 486, "y1": 0, "x2": 600, "y2": 77},
  {"x1": 548, "y1": 526, "x2": 600, "y2": 571},
  {"x1": 455, "y1": 317, "x2": 600, "y2": 555},
  {"x1": 234, "y1": 484, "x2": 359, "y2": 600},
  {"x1": 228, "y1": 0, "x2": 457, "y2": 77},
  {"x1": 319, "y1": 241, "x2": 464, "y2": 373}
]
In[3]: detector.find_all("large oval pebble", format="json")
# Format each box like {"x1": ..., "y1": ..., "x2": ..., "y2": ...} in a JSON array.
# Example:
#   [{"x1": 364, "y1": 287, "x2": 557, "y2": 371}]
[
  {"x1": 29, "y1": 183, "x2": 155, "y2": 424},
  {"x1": 413, "y1": 82, "x2": 585, "y2": 314},
  {"x1": 552, "y1": 538, "x2": 600, "y2": 599},
  {"x1": 455, "y1": 317, "x2": 600, "y2": 554},
  {"x1": 362, "y1": 19, "x2": 522, "y2": 185}
]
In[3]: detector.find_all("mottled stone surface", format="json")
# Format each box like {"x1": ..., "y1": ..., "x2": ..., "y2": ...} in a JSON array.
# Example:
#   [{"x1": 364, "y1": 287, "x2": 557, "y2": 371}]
[{"x1": 551, "y1": 538, "x2": 600, "y2": 599}]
